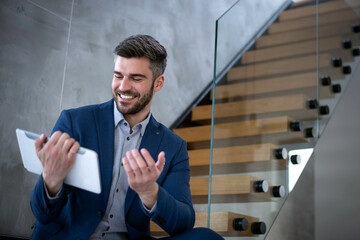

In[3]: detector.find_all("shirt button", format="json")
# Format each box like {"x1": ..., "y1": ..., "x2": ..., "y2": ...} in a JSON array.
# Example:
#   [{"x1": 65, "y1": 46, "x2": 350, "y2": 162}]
[
  {"x1": 106, "y1": 226, "x2": 110, "y2": 231},
  {"x1": 116, "y1": 188, "x2": 119, "y2": 193},
  {"x1": 124, "y1": 122, "x2": 127, "y2": 126},
  {"x1": 126, "y1": 137, "x2": 130, "y2": 141},
  {"x1": 97, "y1": 211, "x2": 103, "y2": 217},
  {"x1": 102, "y1": 233, "x2": 105, "y2": 237},
  {"x1": 110, "y1": 214, "x2": 114, "y2": 218}
]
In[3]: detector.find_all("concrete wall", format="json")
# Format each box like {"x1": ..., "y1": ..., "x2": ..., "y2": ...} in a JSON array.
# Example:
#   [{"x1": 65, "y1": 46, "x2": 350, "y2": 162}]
[
  {"x1": 314, "y1": 62, "x2": 360, "y2": 239},
  {"x1": 266, "y1": 56, "x2": 360, "y2": 240},
  {"x1": 266, "y1": 155, "x2": 314, "y2": 240},
  {"x1": 0, "y1": 0, "x2": 291, "y2": 237}
]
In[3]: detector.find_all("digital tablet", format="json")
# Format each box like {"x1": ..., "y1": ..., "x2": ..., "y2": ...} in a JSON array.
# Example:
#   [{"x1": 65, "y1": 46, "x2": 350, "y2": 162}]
[{"x1": 15, "y1": 128, "x2": 101, "y2": 194}]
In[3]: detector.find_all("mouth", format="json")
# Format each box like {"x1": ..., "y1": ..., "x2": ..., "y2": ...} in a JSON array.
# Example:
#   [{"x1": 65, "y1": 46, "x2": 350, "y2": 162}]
[
  {"x1": 115, "y1": 91, "x2": 138, "y2": 103},
  {"x1": 120, "y1": 94, "x2": 135, "y2": 100}
]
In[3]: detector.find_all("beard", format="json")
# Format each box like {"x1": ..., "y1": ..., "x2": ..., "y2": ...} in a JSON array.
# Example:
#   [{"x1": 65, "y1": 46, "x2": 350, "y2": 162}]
[{"x1": 113, "y1": 82, "x2": 154, "y2": 115}]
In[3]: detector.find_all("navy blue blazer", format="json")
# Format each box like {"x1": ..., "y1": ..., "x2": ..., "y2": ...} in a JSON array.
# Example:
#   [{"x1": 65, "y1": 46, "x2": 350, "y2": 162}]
[{"x1": 30, "y1": 100, "x2": 195, "y2": 240}]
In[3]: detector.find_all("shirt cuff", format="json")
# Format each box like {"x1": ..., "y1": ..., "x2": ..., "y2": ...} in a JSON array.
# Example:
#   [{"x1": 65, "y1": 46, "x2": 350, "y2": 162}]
[
  {"x1": 43, "y1": 182, "x2": 63, "y2": 201},
  {"x1": 142, "y1": 201, "x2": 157, "y2": 215}
]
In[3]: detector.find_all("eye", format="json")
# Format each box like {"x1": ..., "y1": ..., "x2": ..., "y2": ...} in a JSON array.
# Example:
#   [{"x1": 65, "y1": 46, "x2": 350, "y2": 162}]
[
  {"x1": 114, "y1": 74, "x2": 122, "y2": 79},
  {"x1": 130, "y1": 76, "x2": 144, "y2": 82}
]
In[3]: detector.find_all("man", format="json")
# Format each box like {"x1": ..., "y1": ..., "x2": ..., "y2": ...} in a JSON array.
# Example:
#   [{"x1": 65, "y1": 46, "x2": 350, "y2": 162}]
[{"x1": 30, "y1": 35, "x2": 223, "y2": 240}]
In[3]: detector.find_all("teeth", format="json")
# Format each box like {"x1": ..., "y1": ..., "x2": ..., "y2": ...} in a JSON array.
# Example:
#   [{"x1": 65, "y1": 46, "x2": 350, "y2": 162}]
[{"x1": 120, "y1": 94, "x2": 134, "y2": 99}]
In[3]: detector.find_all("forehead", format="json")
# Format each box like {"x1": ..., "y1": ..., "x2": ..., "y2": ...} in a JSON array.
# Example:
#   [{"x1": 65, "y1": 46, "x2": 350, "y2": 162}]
[{"x1": 114, "y1": 56, "x2": 152, "y2": 76}]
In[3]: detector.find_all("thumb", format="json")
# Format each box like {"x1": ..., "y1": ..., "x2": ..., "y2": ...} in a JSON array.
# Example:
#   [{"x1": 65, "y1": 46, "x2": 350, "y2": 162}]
[{"x1": 156, "y1": 151, "x2": 165, "y2": 172}]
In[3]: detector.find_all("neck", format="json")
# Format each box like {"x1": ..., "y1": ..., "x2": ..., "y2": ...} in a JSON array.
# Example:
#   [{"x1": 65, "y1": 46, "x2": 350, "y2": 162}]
[{"x1": 124, "y1": 109, "x2": 151, "y2": 131}]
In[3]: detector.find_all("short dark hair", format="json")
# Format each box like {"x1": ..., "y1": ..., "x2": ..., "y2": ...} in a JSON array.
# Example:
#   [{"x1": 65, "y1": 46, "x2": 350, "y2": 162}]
[{"x1": 113, "y1": 35, "x2": 167, "y2": 80}]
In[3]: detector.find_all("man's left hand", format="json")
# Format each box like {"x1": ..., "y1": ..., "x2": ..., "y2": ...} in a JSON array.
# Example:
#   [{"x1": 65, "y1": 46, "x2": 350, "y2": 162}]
[{"x1": 122, "y1": 148, "x2": 165, "y2": 209}]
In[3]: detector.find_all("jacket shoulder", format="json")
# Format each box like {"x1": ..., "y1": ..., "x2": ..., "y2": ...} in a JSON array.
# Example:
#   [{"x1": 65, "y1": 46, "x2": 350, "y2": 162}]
[
  {"x1": 151, "y1": 117, "x2": 185, "y2": 145},
  {"x1": 163, "y1": 125, "x2": 184, "y2": 143},
  {"x1": 64, "y1": 100, "x2": 112, "y2": 115}
]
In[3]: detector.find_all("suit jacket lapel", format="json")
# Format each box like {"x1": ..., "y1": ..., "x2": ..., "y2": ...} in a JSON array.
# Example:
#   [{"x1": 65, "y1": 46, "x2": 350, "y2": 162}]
[
  {"x1": 125, "y1": 115, "x2": 164, "y2": 214},
  {"x1": 139, "y1": 115, "x2": 162, "y2": 160},
  {"x1": 93, "y1": 100, "x2": 115, "y2": 207}
]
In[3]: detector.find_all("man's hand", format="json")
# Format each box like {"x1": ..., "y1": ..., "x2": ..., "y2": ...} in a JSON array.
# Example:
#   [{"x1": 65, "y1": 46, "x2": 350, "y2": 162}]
[
  {"x1": 122, "y1": 149, "x2": 165, "y2": 209},
  {"x1": 35, "y1": 131, "x2": 80, "y2": 197}
]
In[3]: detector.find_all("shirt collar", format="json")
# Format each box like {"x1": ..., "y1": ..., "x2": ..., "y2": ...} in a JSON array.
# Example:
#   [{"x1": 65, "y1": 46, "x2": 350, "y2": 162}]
[{"x1": 113, "y1": 100, "x2": 151, "y2": 136}]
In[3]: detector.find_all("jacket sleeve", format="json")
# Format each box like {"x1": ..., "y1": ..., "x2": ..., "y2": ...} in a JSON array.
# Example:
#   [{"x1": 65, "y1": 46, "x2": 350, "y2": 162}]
[
  {"x1": 30, "y1": 110, "x2": 74, "y2": 224},
  {"x1": 147, "y1": 139, "x2": 195, "y2": 235}
]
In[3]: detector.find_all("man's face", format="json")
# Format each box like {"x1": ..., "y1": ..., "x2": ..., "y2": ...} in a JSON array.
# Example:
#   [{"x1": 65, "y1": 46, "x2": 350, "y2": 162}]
[{"x1": 112, "y1": 56, "x2": 158, "y2": 117}]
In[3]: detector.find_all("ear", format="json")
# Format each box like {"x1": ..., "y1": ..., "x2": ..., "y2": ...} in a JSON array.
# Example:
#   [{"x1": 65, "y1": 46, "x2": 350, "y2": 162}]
[{"x1": 153, "y1": 75, "x2": 164, "y2": 92}]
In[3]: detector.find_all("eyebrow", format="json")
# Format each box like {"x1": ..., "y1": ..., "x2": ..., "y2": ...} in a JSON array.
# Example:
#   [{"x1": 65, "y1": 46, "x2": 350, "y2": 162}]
[{"x1": 113, "y1": 71, "x2": 147, "y2": 79}]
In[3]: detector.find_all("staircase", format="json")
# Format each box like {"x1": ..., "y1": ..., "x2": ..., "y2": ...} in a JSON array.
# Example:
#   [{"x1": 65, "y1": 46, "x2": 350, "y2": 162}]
[{"x1": 151, "y1": 0, "x2": 360, "y2": 238}]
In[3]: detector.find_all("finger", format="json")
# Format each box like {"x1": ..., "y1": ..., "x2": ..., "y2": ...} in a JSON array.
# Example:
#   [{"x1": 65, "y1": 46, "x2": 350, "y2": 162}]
[
  {"x1": 48, "y1": 131, "x2": 62, "y2": 146},
  {"x1": 67, "y1": 141, "x2": 80, "y2": 160},
  {"x1": 62, "y1": 138, "x2": 75, "y2": 154},
  {"x1": 155, "y1": 151, "x2": 166, "y2": 173},
  {"x1": 42, "y1": 132, "x2": 62, "y2": 158},
  {"x1": 56, "y1": 132, "x2": 70, "y2": 148},
  {"x1": 122, "y1": 157, "x2": 135, "y2": 178},
  {"x1": 126, "y1": 150, "x2": 141, "y2": 175},
  {"x1": 132, "y1": 149, "x2": 150, "y2": 170},
  {"x1": 34, "y1": 134, "x2": 47, "y2": 156},
  {"x1": 70, "y1": 141, "x2": 80, "y2": 155},
  {"x1": 139, "y1": 149, "x2": 156, "y2": 170}
]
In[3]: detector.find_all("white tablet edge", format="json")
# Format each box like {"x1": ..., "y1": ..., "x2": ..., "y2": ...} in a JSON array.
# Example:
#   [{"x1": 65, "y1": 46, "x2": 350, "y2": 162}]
[{"x1": 16, "y1": 128, "x2": 101, "y2": 194}]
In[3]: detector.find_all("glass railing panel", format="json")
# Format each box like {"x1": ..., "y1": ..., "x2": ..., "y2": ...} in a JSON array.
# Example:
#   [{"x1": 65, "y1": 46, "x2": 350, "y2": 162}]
[
  {"x1": 317, "y1": 0, "x2": 360, "y2": 136},
  {"x1": 207, "y1": 0, "x2": 320, "y2": 239}
]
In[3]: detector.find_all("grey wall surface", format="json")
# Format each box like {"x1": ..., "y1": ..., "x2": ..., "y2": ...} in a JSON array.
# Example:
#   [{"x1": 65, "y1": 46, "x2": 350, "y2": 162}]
[
  {"x1": 314, "y1": 64, "x2": 360, "y2": 239},
  {"x1": 265, "y1": 60, "x2": 360, "y2": 240},
  {"x1": 266, "y1": 154, "x2": 314, "y2": 240},
  {"x1": 0, "y1": 0, "x2": 288, "y2": 237}
]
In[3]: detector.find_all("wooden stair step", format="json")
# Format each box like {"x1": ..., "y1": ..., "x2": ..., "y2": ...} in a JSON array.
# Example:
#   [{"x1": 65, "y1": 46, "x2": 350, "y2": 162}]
[
  {"x1": 279, "y1": 0, "x2": 358, "y2": 21},
  {"x1": 212, "y1": 72, "x2": 336, "y2": 101},
  {"x1": 190, "y1": 175, "x2": 285, "y2": 203},
  {"x1": 192, "y1": 93, "x2": 318, "y2": 123},
  {"x1": 174, "y1": 116, "x2": 309, "y2": 148},
  {"x1": 189, "y1": 143, "x2": 289, "y2": 175},
  {"x1": 227, "y1": 53, "x2": 345, "y2": 82},
  {"x1": 256, "y1": 21, "x2": 359, "y2": 48},
  {"x1": 268, "y1": 8, "x2": 360, "y2": 34},
  {"x1": 151, "y1": 212, "x2": 264, "y2": 236},
  {"x1": 242, "y1": 36, "x2": 354, "y2": 64}
]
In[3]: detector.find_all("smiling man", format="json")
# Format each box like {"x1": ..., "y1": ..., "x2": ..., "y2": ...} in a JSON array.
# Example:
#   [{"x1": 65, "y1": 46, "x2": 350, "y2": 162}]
[{"x1": 30, "y1": 35, "x2": 223, "y2": 240}]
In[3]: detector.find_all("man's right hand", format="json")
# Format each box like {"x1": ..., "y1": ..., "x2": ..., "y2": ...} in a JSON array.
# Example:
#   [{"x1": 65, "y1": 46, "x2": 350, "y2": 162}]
[{"x1": 35, "y1": 131, "x2": 80, "y2": 197}]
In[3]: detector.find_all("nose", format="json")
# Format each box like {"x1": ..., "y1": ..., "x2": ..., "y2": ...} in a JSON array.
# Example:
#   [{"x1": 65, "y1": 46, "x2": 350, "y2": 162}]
[{"x1": 119, "y1": 76, "x2": 131, "y2": 92}]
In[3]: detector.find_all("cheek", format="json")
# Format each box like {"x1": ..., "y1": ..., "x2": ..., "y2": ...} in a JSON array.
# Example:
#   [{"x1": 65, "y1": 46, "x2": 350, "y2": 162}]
[{"x1": 111, "y1": 79, "x2": 118, "y2": 91}]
